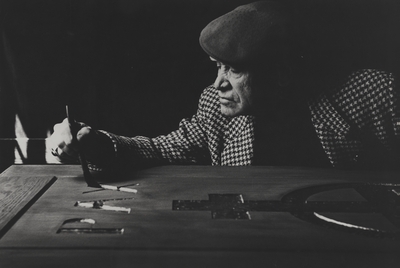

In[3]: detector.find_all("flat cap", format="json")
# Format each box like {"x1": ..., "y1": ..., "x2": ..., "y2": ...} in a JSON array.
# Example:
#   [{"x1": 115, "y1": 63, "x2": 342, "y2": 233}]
[{"x1": 199, "y1": 1, "x2": 292, "y2": 66}]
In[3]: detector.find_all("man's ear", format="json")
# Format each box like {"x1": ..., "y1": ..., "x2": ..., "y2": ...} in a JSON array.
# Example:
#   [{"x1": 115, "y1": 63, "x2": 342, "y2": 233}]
[{"x1": 277, "y1": 61, "x2": 292, "y2": 87}]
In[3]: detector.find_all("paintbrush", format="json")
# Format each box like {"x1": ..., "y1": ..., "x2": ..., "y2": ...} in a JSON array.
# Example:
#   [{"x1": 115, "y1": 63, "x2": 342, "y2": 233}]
[{"x1": 66, "y1": 105, "x2": 102, "y2": 188}]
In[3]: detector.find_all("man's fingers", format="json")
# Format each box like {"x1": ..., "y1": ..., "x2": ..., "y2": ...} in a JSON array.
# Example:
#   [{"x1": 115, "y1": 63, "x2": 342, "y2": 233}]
[
  {"x1": 50, "y1": 118, "x2": 92, "y2": 163},
  {"x1": 76, "y1": 126, "x2": 92, "y2": 142},
  {"x1": 58, "y1": 141, "x2": 79, "y2": 157},
  {"x1": 51, "y1": 147, "x2": 79, "y2": 163}
]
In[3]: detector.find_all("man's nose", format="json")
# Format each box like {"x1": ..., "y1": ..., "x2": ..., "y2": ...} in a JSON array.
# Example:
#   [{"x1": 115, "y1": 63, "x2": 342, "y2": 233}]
[{"x1": 214, "y1": 73, "x2": 230, "y2": 91}]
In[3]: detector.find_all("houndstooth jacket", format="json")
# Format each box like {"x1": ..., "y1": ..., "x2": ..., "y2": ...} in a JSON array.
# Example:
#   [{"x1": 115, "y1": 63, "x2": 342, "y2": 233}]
[
  {"x1": 97, "y1": 69, "x2": 400, "y2": 170},
  {"x1": 309, "y1": 69, "x2": 400, "y2": 168}
]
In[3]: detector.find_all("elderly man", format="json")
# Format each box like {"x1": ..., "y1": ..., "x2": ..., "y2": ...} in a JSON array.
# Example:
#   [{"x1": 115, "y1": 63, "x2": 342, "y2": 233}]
[{"x1": 51, "y1": 1, "x2": 400, "y2": 175}]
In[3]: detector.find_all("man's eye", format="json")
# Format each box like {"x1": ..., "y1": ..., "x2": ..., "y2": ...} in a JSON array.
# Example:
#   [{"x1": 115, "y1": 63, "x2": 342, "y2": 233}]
[{"x1": 230, "y1": 68, "x2": 240, "y2": 74}]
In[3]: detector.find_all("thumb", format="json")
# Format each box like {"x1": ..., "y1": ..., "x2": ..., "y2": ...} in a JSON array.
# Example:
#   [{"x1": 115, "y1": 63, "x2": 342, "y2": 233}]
[{"x1": 76, "y1": 125, "x2": 92, "y2": 143}]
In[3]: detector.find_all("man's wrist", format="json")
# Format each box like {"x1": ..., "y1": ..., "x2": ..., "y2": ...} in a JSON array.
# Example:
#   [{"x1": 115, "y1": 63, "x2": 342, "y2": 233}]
[{"x1": 82, "y1": 129, "x2": 115, "y2": 167}]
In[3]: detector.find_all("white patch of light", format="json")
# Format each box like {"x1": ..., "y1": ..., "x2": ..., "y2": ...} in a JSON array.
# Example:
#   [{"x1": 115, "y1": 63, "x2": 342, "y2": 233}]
[
  {"x1": 314, "y1": 212, "x2": 379, "y2": 232},
  {"x1": 14, "y1": 114, "x2": 60, "y2": 164},
  {"x1": 80, "y1": 219, "x2": 96, "y2": 225},
  {"x1": 45, "y1": 129, "x2": 61, "y2": 164},
  {"x1": 14, "y1": 114, "x2": 27, "y2": 163}
]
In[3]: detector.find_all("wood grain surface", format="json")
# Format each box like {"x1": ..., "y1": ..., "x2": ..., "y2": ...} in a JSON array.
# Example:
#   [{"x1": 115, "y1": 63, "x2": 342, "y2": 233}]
[
  {"x1": 0, "y1": 176, "x2": 55, "y2": 236},
  {"x1": 1, "y1": 165, "x2": 400, "y2": 268}
]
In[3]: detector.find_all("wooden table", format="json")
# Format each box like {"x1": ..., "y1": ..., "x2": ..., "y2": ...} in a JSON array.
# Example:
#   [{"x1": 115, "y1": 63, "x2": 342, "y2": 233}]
[{"x1": 1, "y1": 165, "x2": 400, "y2": 268}]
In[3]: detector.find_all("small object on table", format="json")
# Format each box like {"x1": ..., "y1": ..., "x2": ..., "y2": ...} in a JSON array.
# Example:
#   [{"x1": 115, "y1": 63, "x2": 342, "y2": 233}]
[{"x1": 75, "y1": 199, "x2": 132, "y2": 213}]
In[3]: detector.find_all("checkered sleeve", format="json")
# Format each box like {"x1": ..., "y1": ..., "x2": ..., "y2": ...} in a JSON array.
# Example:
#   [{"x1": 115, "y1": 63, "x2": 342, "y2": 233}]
[
  {"x1": 95, "y1": 87, "x2": 216, "y2": 169},
  {"x1": 310, "y1": 69, "x2": 400, "y2": 168}
]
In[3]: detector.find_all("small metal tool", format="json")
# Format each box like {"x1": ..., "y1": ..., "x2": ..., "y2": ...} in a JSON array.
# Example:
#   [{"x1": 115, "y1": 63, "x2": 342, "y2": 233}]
[
  {"x1": 100, "y1": 184, "x2": 138, "y2": 193},
  {"x1": 74, "y1": 197, "x2": 134, "y2": 213},
  {"x1": 56, "y1": 218, "x2": 124, "y2": 234},
  {"x1": 82, "y1": 183, "x2": 139, "y2": 194}
]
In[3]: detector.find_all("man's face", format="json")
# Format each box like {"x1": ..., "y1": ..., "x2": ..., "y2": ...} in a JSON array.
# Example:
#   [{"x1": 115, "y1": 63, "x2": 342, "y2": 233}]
[{"x1": 210, "y1": 57, "x2": 256, "y2": 117}]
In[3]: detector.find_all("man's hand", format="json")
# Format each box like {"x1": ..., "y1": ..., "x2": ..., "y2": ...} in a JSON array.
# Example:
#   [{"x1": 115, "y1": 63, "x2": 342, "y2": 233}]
[{"x1": 49, "y1": 118, "x2": 92, "y2": 163}]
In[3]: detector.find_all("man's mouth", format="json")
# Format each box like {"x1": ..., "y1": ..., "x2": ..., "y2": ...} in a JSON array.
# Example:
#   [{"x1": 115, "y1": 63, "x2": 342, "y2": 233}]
[
  {"x1": 219, "y1": 96, "x2": 235, "y2": 102},
  {"x1": 219, "y1": 97, "x2": 234, "y2": 105}
]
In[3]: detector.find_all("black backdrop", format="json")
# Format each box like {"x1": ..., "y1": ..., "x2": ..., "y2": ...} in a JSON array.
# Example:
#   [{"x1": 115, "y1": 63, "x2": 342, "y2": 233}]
[{"x1": 1, "y1": 0, "x2": 400, "y2": 169}]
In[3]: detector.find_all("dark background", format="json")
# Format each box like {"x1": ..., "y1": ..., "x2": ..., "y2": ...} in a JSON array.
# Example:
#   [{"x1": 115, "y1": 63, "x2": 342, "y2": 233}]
[{"x1": 1, "y1": 0, "x2": 400, "y2": 171}]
